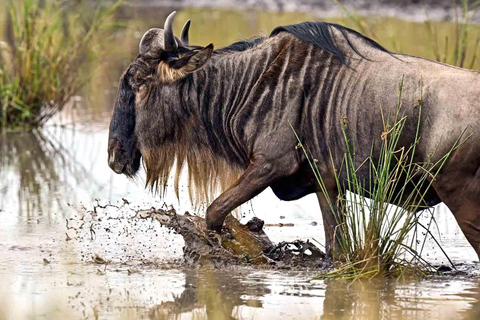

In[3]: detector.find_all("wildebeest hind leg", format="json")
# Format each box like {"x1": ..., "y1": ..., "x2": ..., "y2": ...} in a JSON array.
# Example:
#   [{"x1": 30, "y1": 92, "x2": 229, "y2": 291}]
[
  {"x1": 435, "y1": 179, "x2": 480, "y2": 261},
  {"x1": 316, "y1": 190, "x2": 341, "y2": 258},
  {"x1": 206, "y1": 155, "x2": 297, "y2": 232},
  {"x1": 447, "y1": 201, "x2": 480, "y2": 260}
]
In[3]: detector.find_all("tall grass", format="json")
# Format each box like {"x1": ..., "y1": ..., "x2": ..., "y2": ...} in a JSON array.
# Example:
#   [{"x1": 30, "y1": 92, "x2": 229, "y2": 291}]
[
  {"x1": 292, "y1": 78, "x2": 467, "y2": 279},
  {"x1": 425, "y1": 0, "x2": 480, "y2": 68},
  {"x1": 0, "y1": 0, "x2": 120, "y2": 130}
]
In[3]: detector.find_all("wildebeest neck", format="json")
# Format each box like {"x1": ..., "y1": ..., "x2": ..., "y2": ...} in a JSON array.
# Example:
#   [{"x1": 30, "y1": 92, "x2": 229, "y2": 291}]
[{"x1": 187, "y1": 34, "x2": 315, "y2": 165}]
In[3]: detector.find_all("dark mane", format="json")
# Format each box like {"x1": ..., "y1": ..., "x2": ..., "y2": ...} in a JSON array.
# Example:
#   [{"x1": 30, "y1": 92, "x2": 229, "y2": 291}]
[
  {"x1": 214, "y1": 36, "x2": 267, "y2": 54},
  {"x1": 270, "y1": 21, "x2": 389, "y2": 64}
]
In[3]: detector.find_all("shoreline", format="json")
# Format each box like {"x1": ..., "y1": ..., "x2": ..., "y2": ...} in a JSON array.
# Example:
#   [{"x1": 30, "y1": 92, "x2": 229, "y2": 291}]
[{"x1": 126, "y1": 0, "x2": 473, "y2": 22}]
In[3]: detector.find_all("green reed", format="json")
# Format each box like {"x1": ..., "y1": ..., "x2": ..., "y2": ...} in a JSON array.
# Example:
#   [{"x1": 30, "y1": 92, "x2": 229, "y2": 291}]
[
  {"x1": 292, "y1": 77, "x2": 467, "y2": 279},
  {"x1": 335, "y1": 0, "x2": 480, "y2": 69},
  {"x1": 0, "y1": 0, "x2": 120, "y2": 130},
  {"x1": 424, "y1": 0, "x2": 480, "y2": 67}
]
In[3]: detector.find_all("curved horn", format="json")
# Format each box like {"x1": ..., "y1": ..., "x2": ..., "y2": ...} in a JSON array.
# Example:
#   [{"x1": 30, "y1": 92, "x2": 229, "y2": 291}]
[
  {"x1": 164, "y1": 11, "x2": 178, "y2": 52},
  {"x1": 180, "y1": 20, "x2": 191, "y2": 46}
]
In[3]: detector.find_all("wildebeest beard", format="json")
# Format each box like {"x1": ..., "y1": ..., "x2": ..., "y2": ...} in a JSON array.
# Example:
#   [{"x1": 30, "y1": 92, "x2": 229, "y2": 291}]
[{"x1": 141, "y1": 133, "x2": 242, "y2": 205}]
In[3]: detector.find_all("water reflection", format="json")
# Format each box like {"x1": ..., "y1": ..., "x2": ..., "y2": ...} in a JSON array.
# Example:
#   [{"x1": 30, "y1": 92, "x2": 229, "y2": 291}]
[
  {"x1": 321, "y1": 280, "x2": 405, "y2": 320},
  {"x1": 1, "y1": 130, "x2": 69, "y2": 217},
  {"x1": 0, "y1": 129, "x2": 109, "y2": 219},
  {"x1": 143, "y1": 272, "x2": 480, "y2": 319},
  {"x1": 2, "y1": 263, "x2": 480, "y2": 319},
  {"x1": 146, "y1": 268, "x2": 322, "y2": 319},
  {"x1": 457, "y1": 281, "x2": 480, "y2": 320},
  {"x1": 149, "y1": 268, "x2": 268, "y2": 319}
]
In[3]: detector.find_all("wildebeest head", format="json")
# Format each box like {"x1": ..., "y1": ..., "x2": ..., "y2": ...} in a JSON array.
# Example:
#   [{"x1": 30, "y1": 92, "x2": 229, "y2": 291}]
[{"x1": 107, "y1": 11, "x2": 214, "y2": 178}]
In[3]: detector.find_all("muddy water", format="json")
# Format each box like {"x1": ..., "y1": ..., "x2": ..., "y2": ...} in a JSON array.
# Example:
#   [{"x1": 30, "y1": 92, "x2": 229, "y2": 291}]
[{"x1": 2, "y1": 6, "x2": 480, "y2": 320}]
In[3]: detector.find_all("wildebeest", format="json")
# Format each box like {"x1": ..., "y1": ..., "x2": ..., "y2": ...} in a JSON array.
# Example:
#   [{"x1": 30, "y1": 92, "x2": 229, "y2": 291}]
[{"x1": 108, "y1": 12, "x2": 480, "y2": 259}]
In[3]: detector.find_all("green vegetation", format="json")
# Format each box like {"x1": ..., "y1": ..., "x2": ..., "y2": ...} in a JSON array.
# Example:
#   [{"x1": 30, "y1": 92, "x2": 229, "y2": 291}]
[
  {"x1": 425, "y1": 0, "x2": 480, "y2": 67},
  {"x1": 335, "y1": 0, "x2": 480, "y2": 68},
  {"x1": 292, "y1": 78, "x2": 467, "y2": 279},
  {"x1": 0, "y1": 0, "x2": 120, "y2": 130}
]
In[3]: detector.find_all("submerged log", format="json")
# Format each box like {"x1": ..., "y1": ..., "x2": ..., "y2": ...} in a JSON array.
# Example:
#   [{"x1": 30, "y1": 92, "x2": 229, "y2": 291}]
[{"x1": 135, "y1": 207, "x2": 329, "y2": 268}]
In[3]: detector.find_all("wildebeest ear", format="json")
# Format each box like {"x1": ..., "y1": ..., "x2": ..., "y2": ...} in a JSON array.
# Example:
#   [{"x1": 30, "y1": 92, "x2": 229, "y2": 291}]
[{"x1": 168, "y1": 44, "x2": 214, "y2": 73}]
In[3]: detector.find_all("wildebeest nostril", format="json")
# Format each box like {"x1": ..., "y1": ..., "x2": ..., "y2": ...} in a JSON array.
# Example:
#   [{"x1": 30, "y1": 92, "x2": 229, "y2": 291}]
[
  {"x1": 108, "y1": 152, "x2": 124, "y2": 174},
  {"x1": 111, "y1": 162, "x2": 125, "y2": 174},
  {"x1": 108, "y1": 152, "x2": 115, "y2": 167}
]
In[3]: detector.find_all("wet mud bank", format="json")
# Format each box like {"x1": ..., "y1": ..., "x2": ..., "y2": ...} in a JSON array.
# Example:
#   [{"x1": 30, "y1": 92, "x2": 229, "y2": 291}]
[
  {"x1": 65, "y1": 201, "x2": 329, "y2": 271},
  {"x1": 135, "y1": 207, "x2": 330, "y2": 269},
  {"x1": 76, "y1": 203, "x2": 478, "y2": 277},
  {"x1": 123, "y1": 0, "x2": 471, "y2": 22},
  {"x1": 64, "y1": 203, "x2": 480, "y2": 283}
]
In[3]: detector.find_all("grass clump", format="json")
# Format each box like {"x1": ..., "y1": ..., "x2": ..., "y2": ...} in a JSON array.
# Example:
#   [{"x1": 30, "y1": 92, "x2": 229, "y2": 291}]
[
  {"x1": 292, "y1": 78, "x2": 467, "y2": 280},
  {"x1": 0, "y1": 0, "x2": 121, "y2": 130}
]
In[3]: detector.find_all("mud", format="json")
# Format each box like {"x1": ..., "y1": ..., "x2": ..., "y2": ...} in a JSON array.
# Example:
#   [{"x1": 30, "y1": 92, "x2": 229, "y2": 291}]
[
  {"x1": 81, "y1": 204, "x2": 469, "y2": 275},
  {"x1": 134, "y1": 206, "x2": 329, "y2": 269}
]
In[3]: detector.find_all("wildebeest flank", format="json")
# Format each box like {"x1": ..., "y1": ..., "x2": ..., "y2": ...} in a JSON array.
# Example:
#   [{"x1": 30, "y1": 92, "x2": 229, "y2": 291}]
[{"x1": 108, "y1": 12, "x2": 480, "y2": 259}]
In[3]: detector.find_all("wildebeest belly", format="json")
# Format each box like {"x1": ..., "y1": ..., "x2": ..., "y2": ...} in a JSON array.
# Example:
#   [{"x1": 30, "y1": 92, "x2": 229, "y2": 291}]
[{"x1": 270, "y1": 164, "x2": 442, "y2": 210}]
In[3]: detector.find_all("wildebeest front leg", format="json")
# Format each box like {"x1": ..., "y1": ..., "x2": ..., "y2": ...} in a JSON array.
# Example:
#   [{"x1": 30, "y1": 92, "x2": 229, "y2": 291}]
[{"x1": 206, "y1": 155, "x2": 294, "y2": 232}]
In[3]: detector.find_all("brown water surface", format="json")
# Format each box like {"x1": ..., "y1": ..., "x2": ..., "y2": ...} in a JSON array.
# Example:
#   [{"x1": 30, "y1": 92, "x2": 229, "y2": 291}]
[{"x1": 2, "y1": 6, "x2": 480, "y2": 320}]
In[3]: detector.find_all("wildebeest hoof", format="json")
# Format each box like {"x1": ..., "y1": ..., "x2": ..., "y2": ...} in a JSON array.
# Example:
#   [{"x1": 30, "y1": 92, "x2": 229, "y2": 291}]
[{"x1": 206, "y1": 220, "x2": 223, "y2": 233}]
